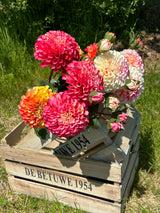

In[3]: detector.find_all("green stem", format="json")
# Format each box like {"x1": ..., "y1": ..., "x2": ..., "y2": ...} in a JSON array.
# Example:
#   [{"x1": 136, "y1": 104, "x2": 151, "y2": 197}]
[{"x1": 48, "y1": 69, "x2": 57, "y2": 83}]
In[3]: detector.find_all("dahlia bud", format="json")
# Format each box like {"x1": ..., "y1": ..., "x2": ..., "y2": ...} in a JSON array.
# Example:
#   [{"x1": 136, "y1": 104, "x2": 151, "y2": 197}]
[
  {"x1": 104, "y1": 32, "x2": 116, "y2": 43},
  {"x1": 108, "y1": 97, "x2": 120, "y2": 111},
  {"x1": 99, "y1": 39, "x2": 112, "y2": 52}
]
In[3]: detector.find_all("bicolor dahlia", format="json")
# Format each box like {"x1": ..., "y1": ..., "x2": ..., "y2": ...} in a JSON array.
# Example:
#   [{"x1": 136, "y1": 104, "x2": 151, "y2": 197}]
[
  {"x1": 85, "y1": 43, "x2": 98, "y2": 59},
  {"x1": 19, "y1": 86, "x2": 55, "y2": 129},
  {"x1": 94, "y1": 50, "x2": 129, "y2": 93},
  {"x1": 42, "y1": 91, "x2": 89, "y2": 137},
  {"x1": 63, "y1": 61, "x2": 104, "y2": 105},
  {"x1": 121, "y1": 49, "x2": 144, "y2": 74},
  {"x1": 34, "y1": 30, "x2": 80, "y2": 72}
]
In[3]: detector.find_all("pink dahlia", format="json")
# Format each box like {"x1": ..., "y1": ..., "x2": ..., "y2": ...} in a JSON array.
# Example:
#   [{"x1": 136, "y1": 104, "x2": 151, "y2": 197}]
[
  {"x1": 63, "y1": 61, "x2": 104, "y2": 105},
  {"x1": 19, "y1": 86, "x2": 55, "y2": 129},
  {"x1": 34, "y1": 30, "x2": 80, "y2": 72},
  {"x1": 110, "y1": 122, "x2": 124, "y2": 132},
  {"x1": 94, "y1": 50, "x2": 129, "y2": 92},
  {"x1": 121, "y1": 49, "x2": 144, "y2": 74},
  {"x1": 119, "y1": 113, "x2": 128, "y2": 123},
  {"x1": 42, "y1": 91, "x2": 89, "y2": 137}
]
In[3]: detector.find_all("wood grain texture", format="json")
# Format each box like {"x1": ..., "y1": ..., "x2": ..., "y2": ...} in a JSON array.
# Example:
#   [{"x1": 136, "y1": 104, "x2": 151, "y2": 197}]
[
  {"x1": 8, "y1": 176, "x2": 122, "y2": 213},
  {"x1": 5, "y1": 160, "x2": 120, "y2": 201}
]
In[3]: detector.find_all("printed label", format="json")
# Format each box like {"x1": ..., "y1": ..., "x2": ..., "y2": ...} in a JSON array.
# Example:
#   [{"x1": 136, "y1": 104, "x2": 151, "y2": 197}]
[{"x1": 24, "y1": 166, "x2": 92, "y2": 192}]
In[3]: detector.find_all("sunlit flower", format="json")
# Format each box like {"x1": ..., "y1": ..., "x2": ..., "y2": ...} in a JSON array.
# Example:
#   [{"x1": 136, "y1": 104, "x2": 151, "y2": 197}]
[
  {"x1": 19, "y1": 86, "x2": 55, "y2": 129},
  {"x1": 94, "y1": 50, "x2": 129, "y2": 93},
  {"x1": 108, "y1": 97, "x2": 120, "y2": 111},
  {"x1": 91, "y1": 92, "x2": 104, "y2": 103},
  {"x1": 34, "y1": 30, "x2": 80, "y2": 72},
  {"x1": 110, "y1": 121, "x2": 124, "y2": 132},
  {"x1": 127, "y1": 79, "x2": 139, "y2": 91},
  {"x1": 99, "y1": 39, "x2": 112, "y2": 52},
  {"x1": 113, "y1": 66, "x2": 144, "y2": 103},
  {"x1": 121, "y1": 49, "x2": 144, "y2": 74},
  {"x1": 42, "y1": 91, "x2": 89, "y2": 137},
  {"x1": 63, "y1": 61, "x2": 104, "y2": 105},
  {"x1": 119, "y1": 113, "x2": 128, "y2": 123},
  {"x1": 85, "y1": 43, "x2": 98, "y2": 59}
]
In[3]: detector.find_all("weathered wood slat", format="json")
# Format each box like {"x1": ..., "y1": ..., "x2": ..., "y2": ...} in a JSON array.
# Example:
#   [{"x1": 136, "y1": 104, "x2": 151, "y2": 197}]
[
  {"x1": 17, "y1": 128, "x2": 58, "y2": 150},
  {"x1": 121, "y1": 136, "x2": 139, "y2": 198},
  {"x1": 1, "y1": 121, "x2": 25, "y2": 146},
  {"x1": 53, "y1": 119, "x2": 112, "y2": 157},
  {"x1": 5, "y1": 161, "x2": 120, "y2": 201},
  {"x1": 0, "y1": 144, "x2": 122, "y2": 182},
  {"x1": 8, "y1": 176, "x2": 122, "y2": 213}
]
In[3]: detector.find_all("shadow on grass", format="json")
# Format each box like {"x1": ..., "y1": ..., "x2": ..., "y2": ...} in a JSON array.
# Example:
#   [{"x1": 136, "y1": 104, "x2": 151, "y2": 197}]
[
  {"x1": 129, "y1": 126, "x2": 155, "y2": 197},
  {"x1": 139, "y1": 126, "x2": 155, "y2": 172}
]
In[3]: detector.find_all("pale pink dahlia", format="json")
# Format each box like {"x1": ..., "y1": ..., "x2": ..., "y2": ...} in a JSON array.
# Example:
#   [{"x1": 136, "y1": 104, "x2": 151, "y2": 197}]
[
  {"x1": 42, "y1": 91, "x2": 89, "y2": 137},
  {"x1": 94, "y1": 50, "x2": 129, "y2": 93},
  {"x1": 121, "y1": 49, "x2": 144, "y2": 74},
  {"x1": 113, "y1": 84, "x2": 143, "y2": 103},
  {"x1": 63, "y1": 61, "x2": 104, "y2": 105},
  {"x1": 34, "y1": 30, "x2": 80, "y2": 72}
]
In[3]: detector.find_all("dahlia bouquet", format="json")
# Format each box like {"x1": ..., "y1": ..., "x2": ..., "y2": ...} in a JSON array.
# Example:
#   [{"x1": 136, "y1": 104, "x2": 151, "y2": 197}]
[{"x1": 19, "y1": 30, "x2": 144, "y2": 139}]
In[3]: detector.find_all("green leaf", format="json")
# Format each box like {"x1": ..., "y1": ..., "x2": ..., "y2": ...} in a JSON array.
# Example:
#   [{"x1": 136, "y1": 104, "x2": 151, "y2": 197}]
[
  {"x1": 116, "y1": 116, "x2": 121, "y2": 123},
  {"x1": 107, "y1": 118, "x2": 116, "y2": 129},
  {"x1": 89, "y1": 90, "x2": 98, "y2": 97},
  {"x1": 107, "y1": 121, "x2": 111, "y2": 129},
  {"x1": 47, "y1": 82, "x2": 58, "y2": 92},
  {"x1": 89, "y1": 96, "x2": 93, "y2": 103},
  {"x1": 50, "y1": 79, "x2": 57, "y2": 84},
  {"x1": 105, "y1": 98, "x2": 109, "y2": 108},
  {"x1": 92, "y1": 118, "x2": 100, "y2": 129},
  {"x1": 34, "y1": 128, "x2": 48, "y2": 140}
]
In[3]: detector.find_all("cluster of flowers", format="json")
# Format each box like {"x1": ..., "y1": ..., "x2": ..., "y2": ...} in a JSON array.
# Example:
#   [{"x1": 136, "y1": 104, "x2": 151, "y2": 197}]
[{"x1": 19, "y1": 30, "x2": 144, "y2": 138}]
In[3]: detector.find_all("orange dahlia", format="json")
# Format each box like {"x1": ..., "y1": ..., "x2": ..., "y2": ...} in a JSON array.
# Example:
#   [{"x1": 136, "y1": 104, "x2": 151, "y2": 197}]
[
  {"x1": 19, "y1": 86, "x2": 55, "y2": 129},
  {"x1": 85, "y1": 43, "x2": 98, "y2": 59},
  {"x1": 34, "y1": 30, "x2": 80, "y2": 73}
]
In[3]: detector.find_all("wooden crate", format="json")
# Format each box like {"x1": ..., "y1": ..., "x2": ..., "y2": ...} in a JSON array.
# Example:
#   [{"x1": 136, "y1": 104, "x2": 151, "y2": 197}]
[{"x1": 0, "y1": 105, "x2": 141, "y2": 213}]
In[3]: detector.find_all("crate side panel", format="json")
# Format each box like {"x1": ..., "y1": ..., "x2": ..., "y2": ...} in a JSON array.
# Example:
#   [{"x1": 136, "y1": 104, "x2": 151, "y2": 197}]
[
  {"x1": 5, "y1": 160, "x2": 121, "y2": 201},
  {"x1": 8, "y1": 176, "x2": 121, "y2": 213},
  {"x1": 121, "y1": 137, "x2": 139, "y2": 198},
  {"x1": 1, "y1": 121, "x2": 25, "y2": 146},
  {"x1": 0, "y1": 145, "x2": 121, "y2": 182}
]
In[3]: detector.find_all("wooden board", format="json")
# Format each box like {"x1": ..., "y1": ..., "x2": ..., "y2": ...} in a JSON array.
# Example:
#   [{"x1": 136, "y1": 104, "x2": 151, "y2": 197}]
[
  {"x1": 4, "y1": 134, "x2": 139, "y2": 203},
  {"x1": 0, "y1": 144, "x2": 122, "y2": 182},
  {"x1": 5, "y1": 161, "x2": 120, "y2": 201},
  {"x1": 53, "y1": 119, "x2": 112, "y2": 157},
  {"x1": 8, "y1": 176, "x2": 122, "y2": 213}
]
